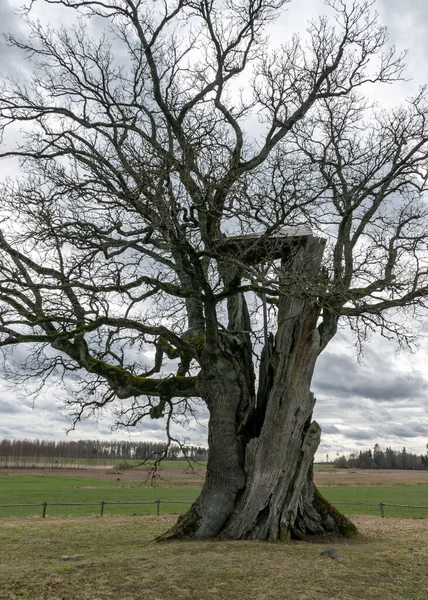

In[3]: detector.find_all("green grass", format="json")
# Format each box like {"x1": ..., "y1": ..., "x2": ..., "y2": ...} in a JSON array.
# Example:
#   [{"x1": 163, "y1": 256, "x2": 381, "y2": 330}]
[
  {"x1": 319, "y1": 485, "x2": 428, "y2": 518},
  {"x1": 0, "y1": 474, "x2": 200, "y2": 518},
  {"x1": 1, "y1": 473, "x2": 428, "y2": 520}
]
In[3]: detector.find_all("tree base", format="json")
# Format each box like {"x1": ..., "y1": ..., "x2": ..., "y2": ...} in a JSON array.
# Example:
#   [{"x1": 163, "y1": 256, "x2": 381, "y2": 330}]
[
  {"x1": 157, "y1": 485, "x2": 358, "y2": 543},
  {"x1": 156, "y1": 503, "x2": 202, "y2": 541},
  {"x1": 290, "y1": 486, "x2": 358, "y2": 540}
]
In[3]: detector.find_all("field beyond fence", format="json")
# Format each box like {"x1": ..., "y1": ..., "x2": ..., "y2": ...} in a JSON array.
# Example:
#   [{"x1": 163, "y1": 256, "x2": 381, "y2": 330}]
[
  {"x1": 1, "y1": 466, "x2": 428, "y2": 519},
  {"x1": 1, "y1": 497, "x2": 427, "y2": 519}
]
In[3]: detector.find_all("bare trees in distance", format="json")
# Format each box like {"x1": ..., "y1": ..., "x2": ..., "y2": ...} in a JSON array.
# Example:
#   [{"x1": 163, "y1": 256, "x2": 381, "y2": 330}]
[{"x1": 0, "y1": 438, "x2": 208, "y2": 468}]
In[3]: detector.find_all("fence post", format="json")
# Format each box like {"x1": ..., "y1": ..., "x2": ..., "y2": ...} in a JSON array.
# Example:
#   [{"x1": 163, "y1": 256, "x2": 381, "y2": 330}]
[
  {"x1": 156, "y1": 499, "x2": 160, "y2": 516},
  {"x1": 100, "y1": 501, "x2": 105, "y2": 517},
  {"x1": 42, "y1": 501, "x2": 47, "y2": 518},
  {"x1": 379, "y1": 502, "x2": 384, "y2": 518}
]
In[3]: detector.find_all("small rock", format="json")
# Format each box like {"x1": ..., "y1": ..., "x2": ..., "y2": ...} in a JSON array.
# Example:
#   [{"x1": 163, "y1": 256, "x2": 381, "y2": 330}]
[
  {"x1": 320, "y1": 547, "x2": 340, "y2": 560},
  {"x1": 60, "y1": 554, "x2": 85, "y2": 561}
]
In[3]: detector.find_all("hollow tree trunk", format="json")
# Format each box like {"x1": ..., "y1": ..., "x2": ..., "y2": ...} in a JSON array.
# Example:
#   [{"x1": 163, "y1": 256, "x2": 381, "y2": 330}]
[{"x1": 161, "y1": 236, "x2": 356, "y2": 541}]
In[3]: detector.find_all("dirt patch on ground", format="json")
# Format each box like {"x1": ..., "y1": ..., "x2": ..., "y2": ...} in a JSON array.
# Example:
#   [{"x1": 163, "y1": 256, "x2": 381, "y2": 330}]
[
  {"x1": 314, "y1": 468, "x2": 428, "y2": 486},
  {"x1": 2, "y1": 465, "x2": 428, "y2": 486},
  {"x1": 0, "y1": 464, "x2": 206, "y2": 485}
]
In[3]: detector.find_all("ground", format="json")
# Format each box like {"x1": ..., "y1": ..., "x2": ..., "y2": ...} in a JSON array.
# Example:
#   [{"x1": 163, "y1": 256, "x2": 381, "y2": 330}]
[
  {"x1": 1, "y1": 467, "x2": 428, "y2": 598},
  {"x1": 3, "y1": 465, "x2": 428, "y2": 486},
  {"x1": 314, "y1": 468, "x2": 428, "y2": 487},
  {"x1": 0, "y1": 514, "x2": 427, "y2": 599},
  {"x1": 0, "y1": 463, "x2": 206, "y2": 486}
]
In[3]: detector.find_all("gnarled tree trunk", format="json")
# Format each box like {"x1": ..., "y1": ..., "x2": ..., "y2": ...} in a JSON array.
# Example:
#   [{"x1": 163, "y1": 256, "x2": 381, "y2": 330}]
[
  {"x1": 160, "y1": 236, "x2": 357, "y2": 542},
  {"x1": 159, "y1": 348, "x2": 248, "y2": 539}
]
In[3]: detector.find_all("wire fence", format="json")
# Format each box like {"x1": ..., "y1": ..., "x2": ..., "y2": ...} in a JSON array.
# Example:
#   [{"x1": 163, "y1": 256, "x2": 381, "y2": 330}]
[
  {"x1": 0, "y1": 499, "x2": 191, "y2": 518},
  {"x1": 334, "y1": 501, "x2": 428, "y2": 518},
  {"x1": 1, "y1": 500, "x2": 428, "y2": 519}
]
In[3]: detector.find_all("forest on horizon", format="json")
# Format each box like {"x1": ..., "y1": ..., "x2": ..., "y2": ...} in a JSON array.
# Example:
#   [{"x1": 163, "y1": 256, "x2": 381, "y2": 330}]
[{"x1": 0, "y1": 438, "x2": 208, "y2": 467}]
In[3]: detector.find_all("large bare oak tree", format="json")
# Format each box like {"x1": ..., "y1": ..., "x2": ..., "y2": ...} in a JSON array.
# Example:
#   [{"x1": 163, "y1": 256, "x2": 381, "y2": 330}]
[{"x1": 1, "y1": 0, "x2": 428, "y2": 540}]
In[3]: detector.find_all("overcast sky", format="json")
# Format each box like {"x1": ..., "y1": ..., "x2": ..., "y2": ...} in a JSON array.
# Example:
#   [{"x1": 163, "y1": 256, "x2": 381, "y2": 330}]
[{"x1": 0, "y1": 0, "x2": 428, "y2": 460}]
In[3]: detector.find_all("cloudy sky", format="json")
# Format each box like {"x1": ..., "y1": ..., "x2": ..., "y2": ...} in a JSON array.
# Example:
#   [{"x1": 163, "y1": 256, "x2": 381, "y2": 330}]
[{"x1": 0, "y1": 0, "x2": 428, "y2": 460}]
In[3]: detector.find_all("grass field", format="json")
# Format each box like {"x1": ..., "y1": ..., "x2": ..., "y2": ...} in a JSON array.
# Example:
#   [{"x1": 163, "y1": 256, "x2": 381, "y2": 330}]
[
  {"x1": 0, "y1": 474, "x2": 200, "y2": 517},
  {"x1": 0, "y1": 514, "x2": 427, "y2": 600},
  {"x1": 1, "y1": 471, "x2": 428, "y2": 518},
  {"x1": 319, "y1": 485, "x2": 428, "y2": 518},
  {"x1": 1, "y1": 468, "x2": 428, "y2": 598}
]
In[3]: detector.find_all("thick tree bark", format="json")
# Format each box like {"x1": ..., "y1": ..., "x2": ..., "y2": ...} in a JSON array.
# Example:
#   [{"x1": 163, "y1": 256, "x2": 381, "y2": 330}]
[
  {"x1": 158, "y1": 349, "x2": 247, "y2": 539},
  {"x1": 160, "y1": 236, "x2": 357, "y2": 542}
]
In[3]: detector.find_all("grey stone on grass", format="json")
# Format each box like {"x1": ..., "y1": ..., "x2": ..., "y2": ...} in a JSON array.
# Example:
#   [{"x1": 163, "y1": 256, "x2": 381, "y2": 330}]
[{"x1": 320, "y1": 548, "x2": 340, "y2": 560}]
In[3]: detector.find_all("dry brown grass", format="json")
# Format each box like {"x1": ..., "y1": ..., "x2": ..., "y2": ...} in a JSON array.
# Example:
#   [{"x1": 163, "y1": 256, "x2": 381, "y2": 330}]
[
  {"x1": 0, "y1": 514, "x2": 427, "y2": 599},
  {"x1": 5, "y1": 466, "x2": 428, "y2": 487},
  {"x1": 314, "y1": 468, "x2": 428, "y2": 487},
  {"x1": 0, "y1": 465, "x2": 206, "y2": 487}
]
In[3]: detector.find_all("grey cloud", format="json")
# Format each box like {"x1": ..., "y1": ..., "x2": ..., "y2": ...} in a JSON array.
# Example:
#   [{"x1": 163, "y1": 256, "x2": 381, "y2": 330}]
[
  {"x1": 0, "y1": 1, "x2": 18, "y2": 32},
  {"x1": 385, "y1": 425, "x2": 421, "y2": 439},
  {"x1": 321, "y1": 421, "x2": 428, "y2": 443},
  {"x1": 320, "y1": 424, "x2": 341, "y2": 434},
  {"x1": 138, "y1": 421, "x2": 167, "y2": 434},
  {"x1": 343, "y1": 428, "x2": 377, "y2": 441},
  {"x1": 377, "y1": 0, "x2": 428, "y2": 31},
  {"x1": 376, "y1": 0, "x2": 428, "y2": 89},
  {"x1": 337, "y1": 400, "x2": 395, "y2": 424},
  {"x1": 0, "y1": 1, "x2": 29, "y2": 76},
  {"x1": 354, "y1": 441, "x2": 371, "y2": 448},
  {"x1": 312, "y1": 331, "x2": 428, "y2": 456},
  {"x1": 313, "y1": 350, "x2": 428, "y2": 403},
  {"x1": 0, "y1": 400, "x2": 21, "y2": 414},
  {"x1": 384, "y1": 421, "x2": 428, "y2": 439},
  {"x1": 97, "y1": 428, "x2": 114, "y2": 436}
]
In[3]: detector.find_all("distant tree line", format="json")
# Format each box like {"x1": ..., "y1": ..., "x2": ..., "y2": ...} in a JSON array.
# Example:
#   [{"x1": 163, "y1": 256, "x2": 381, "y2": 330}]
[
  {"x1": 334, "y1": 444, "x2": 428, "y2": 470},
  {"x1": 0, "y1": 438, "x2": 208, "y2": 468}
]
